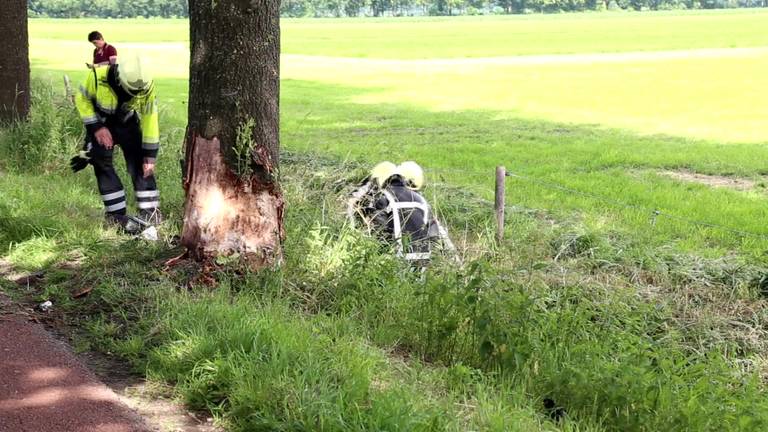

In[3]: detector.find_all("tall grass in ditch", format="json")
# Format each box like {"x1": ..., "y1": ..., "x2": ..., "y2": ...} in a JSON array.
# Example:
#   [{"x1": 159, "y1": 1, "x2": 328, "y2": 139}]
[
  {"x1": 210, "y1": 159, "x2": 768, "y2": 431},
  {"x1": 0, "y1": 77, "x2": 81, "y2": 172},
  {"x1": 117, "y1": 177, "x2": 768, "y2": 431},
  {"x1": 142, "y1": 289, "x2": 563, "y2": 432},
  {"x1": 269, "y1": 219, "x2": 768, "y2": 430}
]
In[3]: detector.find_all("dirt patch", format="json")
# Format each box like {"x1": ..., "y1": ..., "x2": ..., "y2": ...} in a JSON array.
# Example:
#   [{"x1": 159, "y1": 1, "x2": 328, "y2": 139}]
[
  {"x1": 1, "y1": 255, "x2": 92, "y2": 300},
  {"x1": 659, "y1": 170, "x2": 759, "y2": 191},
  {"x1": 80, "y1": 352, "x2": 223, "y2": 432},
  {"x1": 0, "y1": 258, "x2": 43, "y2": 287},
  {"x1": 116, "y1": 384, "x2": 221, "y2": 432}
]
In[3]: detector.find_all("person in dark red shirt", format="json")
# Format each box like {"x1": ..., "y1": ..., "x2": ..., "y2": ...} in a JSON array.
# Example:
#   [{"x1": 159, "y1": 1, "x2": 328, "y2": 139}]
[{"x1": 87, "y1": 31, "x2": 117, "y2": 68}]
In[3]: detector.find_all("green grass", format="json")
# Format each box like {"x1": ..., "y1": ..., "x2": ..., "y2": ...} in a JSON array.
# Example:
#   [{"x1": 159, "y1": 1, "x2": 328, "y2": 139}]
[
  {"x1": 25, "y1": 12, "x2": 768, "y2": 257},
  {"x1": 278, "y1": 78, "x2": 768, "y2": 258},
  {"x1": 30, "y1": 14, "x2": 768, "y2": 143},
  {"x1": 3, "y1": 87, "x2": 768, "y2": 430},
  {"x1": 30, "y1": 10, "x2": 768, "y2": 58},
  {"x1": 5, "y1": 11, "x2": 768, "y2": 431}
]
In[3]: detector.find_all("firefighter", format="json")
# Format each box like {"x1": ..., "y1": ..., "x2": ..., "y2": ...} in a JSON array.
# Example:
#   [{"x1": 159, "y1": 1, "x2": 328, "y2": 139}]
[
  {"x1": 348, "y1": 161, "x2": 456, "y2": 265},
  {"x1": 70, "y1": 55, "x2": 162, "y2": 232}
]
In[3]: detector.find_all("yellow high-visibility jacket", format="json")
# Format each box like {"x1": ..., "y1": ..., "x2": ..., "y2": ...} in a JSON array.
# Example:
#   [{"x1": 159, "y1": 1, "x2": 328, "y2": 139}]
[{"x1": 75, "y1": 65, "x2": 160, "y2": 161}]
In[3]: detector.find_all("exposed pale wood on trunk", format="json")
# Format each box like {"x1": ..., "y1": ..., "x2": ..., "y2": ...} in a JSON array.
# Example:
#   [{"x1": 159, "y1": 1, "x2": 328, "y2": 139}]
[{"x1": 181, "y1": 136, "x2": 283, "y2": 266}]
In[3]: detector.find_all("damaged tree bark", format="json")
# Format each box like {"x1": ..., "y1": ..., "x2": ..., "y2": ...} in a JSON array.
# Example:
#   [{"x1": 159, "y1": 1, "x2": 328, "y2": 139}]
[{"x1": 182, "y1": 0, "x2": 283, "y2": 267}]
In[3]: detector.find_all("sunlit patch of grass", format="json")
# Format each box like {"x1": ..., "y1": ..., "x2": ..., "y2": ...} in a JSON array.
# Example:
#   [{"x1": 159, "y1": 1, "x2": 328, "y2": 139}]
[{"x1": 6, "y1": 237, "x2": 59, "y2": 269}]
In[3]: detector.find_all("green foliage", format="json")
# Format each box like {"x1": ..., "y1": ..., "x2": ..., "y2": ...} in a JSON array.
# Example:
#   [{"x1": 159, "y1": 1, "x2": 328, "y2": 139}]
[
  {"x1": 28, "y1": 0, "x2": 188, "y2": 18},
  {"x1": 0, "y1": 77, "x2": 81, "y2": 172},
  {"x1": 146, "y1": 293, "x2": 460, "y2": 431},
  {"x1": 26, "y1": 0, "x2": 763, "y2": 18},
  {"x1": 276, "y1": 202, "x2": 768, "y2": 430},
  {"x1": 405, "y1": 264, "x2": 768, "y2": 431},
  {"x1": 233, "y1": 118, "x2": 256, "y2": 179}
]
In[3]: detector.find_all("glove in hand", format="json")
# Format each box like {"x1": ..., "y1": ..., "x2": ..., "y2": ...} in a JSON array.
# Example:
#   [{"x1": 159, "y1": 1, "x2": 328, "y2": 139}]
[{"x1": 70, "y1": 150, "x2": 91, "y2": 173}]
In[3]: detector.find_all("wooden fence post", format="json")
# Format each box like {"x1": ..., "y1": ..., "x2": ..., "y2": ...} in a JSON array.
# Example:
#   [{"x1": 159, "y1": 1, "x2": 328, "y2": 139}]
[
  {"x1": 63, "y1": 74, "x2": 74, "y2": 104},
  {"x1": 495, "y1": 166, "x2": 506, "y2": 241}
]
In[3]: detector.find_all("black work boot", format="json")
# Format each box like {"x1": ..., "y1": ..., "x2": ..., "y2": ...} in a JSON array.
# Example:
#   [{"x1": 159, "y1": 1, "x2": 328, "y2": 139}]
[
  {"x1": 104, "y1": 213, "x2": 127, "y2": 229},
  {"x1": 104, "y1": 213, "x2": 143, "y2": 235},
  {"x1": 138, "y1": 208, "x2": 163, "y2": 225}
]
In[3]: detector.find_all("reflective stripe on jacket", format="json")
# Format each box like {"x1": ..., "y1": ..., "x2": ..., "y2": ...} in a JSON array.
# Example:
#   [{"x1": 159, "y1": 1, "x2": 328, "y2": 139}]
[{"x1": 75, "y1": 66, "x2": 159, "y2": 160}]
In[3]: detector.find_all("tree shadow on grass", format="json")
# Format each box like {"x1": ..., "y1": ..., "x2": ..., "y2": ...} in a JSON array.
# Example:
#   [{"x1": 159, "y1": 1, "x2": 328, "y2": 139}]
[{"x1": 281, "y1": 78, "x2": 768, "y2": 177}]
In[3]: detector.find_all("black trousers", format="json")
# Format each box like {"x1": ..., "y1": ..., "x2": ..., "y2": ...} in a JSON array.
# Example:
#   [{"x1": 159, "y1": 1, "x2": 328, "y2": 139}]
[{"x1": 87, "y1": 119, "x2": 159, "y2": 215}]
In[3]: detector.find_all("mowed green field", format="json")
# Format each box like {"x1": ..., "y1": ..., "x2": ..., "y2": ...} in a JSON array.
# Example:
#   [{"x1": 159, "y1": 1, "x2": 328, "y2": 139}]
[
  {"x1": 27, "y1": 10, "x2": 768, "y2": 258},
  {"x1": 29, "y1": 10, "x2": 768, "y2": 57}
]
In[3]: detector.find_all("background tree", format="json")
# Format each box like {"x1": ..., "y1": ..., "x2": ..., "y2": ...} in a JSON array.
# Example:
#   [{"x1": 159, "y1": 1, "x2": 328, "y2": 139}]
[
  {"x1": 24, "y1": 0, "x2": 765, "y2": 16},
  {"x1": 446, "y1": 0, "x2": 464, "y2": 14},
  {"x1": 181, "y1": 0, "x2": 284, "y2": 267},
  {"x1": 0, "y1": 0, "x2": 30, "y2": 123},
  {"x1": 281, "y1": 0, "x2": 313, "y2": 16},
  {"x1": 343, "y1": 0, "x2": 368, "y2": 16},
  {"x1": 370, "y1": 0, "x2": 393, "y2": 15},
  {"x1": 321, "y1": 0, "x2": 345, "y2": 16}
]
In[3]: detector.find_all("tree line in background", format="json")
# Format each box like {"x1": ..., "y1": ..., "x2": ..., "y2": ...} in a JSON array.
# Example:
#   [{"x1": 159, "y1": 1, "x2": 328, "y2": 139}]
[{"x1": 27, "y1": 0, "x2": 768, "y2": 19}]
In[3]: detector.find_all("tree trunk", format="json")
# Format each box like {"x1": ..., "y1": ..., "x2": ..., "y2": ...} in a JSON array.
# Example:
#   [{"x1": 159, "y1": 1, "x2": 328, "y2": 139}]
[
  {"x1": 182, "y1": 0, "x2": 283, "y2": 268},
  {"x1": 0, "y1": 0, "x2": 30, "y2": 123}
]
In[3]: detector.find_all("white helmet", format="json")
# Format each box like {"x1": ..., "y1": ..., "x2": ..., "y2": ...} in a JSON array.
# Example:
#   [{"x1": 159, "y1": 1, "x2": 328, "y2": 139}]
[
  {"x1": 398, "y1": 161, "x2": 424, "y2": 190},
  {"x1": 370, "y1": 161, "x2": 398, "y2": 188},
  {"x1": 117, "y1": 55, "x2": 153, "y2": 95}
]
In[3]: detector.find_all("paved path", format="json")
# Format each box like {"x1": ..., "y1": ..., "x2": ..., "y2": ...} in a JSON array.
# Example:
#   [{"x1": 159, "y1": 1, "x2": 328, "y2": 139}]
[{"x1": 0, "y1": 318, "x2": 152, "y2": 432}]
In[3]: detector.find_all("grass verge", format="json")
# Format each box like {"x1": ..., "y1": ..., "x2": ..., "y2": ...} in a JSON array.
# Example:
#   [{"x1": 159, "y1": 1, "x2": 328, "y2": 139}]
[{"x1": 3, "y1": 73, "x2": 768, "y2": 432}]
